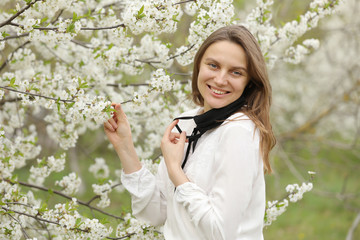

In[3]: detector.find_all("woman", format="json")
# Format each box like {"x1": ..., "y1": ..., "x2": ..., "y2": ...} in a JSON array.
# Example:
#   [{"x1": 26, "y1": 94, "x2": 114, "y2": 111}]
[{"x1": 104, "y1": 25, "x2": 276, "y2": 240}]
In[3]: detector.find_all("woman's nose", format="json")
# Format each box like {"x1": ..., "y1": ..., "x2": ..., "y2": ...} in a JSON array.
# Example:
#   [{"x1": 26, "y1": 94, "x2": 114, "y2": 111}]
[{"x1": 214, "y1": 71, "x2": 227, "y2": 86}]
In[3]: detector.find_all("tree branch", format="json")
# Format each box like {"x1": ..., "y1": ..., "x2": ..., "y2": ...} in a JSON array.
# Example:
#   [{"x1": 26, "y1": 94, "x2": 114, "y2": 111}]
[
  {"x1": 0, "y1": 86, "x2": 76, "y2": 103},
  {"x1": 3, "y1": 178, "x2": 124, "y2": 220},
  {"x1": 173, "y1": 0, "x2": 196, "y2": 5},
  {"x1": 0, "y1": 86, "x2": 133, "y2": 105},
  {"x1": 279, "y1": 79, "x2": 360, "y2": 141},
  {"x1": 2, "y1": 206, "x2": 90, "y2": 233},
  {"x1": 135, "y1": 44, "x2": 195, "y2": 64},
  {"x1": 0, "y1": 33, "x2": 30, "y2": 42},
  {"x1": 0, "y1": 0, "x2": 42, "y2": 29},
  {"x1": 9, "y1": 22, "x2": 125, "y2": 31}
]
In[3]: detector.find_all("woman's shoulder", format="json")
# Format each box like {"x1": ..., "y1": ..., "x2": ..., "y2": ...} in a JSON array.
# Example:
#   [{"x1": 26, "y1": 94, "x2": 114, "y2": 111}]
[{"x1": 223, "y1": 112, "x2": 255, "y2": 132}]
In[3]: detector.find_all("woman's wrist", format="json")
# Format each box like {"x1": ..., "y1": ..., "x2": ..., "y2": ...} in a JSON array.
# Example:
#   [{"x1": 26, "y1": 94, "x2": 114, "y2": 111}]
[
  {"x1": 115, "y1": 142, "x2": 142, "y2": 174},
  {"x1": 167, "y1": 165, "x2": 189, "y2": 187}
]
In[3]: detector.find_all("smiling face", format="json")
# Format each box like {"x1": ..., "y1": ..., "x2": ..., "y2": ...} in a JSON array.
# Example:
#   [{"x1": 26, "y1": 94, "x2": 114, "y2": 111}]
[{"x1": 197, "y1": 40, "x2": 249, "y2": 112}]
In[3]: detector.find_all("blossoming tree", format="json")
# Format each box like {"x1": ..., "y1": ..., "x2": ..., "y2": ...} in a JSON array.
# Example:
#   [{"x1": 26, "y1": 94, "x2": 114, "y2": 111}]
[{"x1": 0, "y1": 0, "x2": 345, "y2": 239}]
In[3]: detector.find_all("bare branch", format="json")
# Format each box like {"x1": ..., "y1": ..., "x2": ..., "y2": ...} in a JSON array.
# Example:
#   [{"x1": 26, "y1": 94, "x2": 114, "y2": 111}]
[{"x1": 0, "y1": 0, "x2": 42, "y2": 29}]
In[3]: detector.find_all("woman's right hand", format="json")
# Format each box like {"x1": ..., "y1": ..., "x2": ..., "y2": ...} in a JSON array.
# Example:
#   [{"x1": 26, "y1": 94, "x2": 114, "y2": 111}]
[
  {"x1": 104, "y1": 103, "x2": 142, "y2": 174},
  {"x1": 104, "y1": 103, "x2": 133, "y2": 148}
]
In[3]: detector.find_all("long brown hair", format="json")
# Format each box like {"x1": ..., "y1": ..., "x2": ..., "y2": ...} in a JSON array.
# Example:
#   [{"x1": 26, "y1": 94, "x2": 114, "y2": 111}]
[{"x1": 191, "y1": 25, "x2": 276, "y2": 173}]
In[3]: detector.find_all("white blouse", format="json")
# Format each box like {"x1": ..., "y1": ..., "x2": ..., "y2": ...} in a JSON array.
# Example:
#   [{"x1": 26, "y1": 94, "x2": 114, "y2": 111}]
[{"x1": 121, "y1": 108, "x2": 265, "y2": 240}]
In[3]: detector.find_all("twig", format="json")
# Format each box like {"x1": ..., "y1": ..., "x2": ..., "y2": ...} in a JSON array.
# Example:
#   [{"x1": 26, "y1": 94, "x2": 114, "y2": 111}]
[
  {"x1": 51, "y1": 9, "x2": 64, "y2": 24},
  {"x1": 86, "y1": 183, "x2": 122, "y2": 205},
  {"x1": 106, "y1": 233, "x2": 136, "y2": 240},
  {"x1": 7, "y1": 213, "x2": 30, "y2": 239},
  {"x1": 10, "y1": 22, "x2": 125, "y2": 31},
  {"x1": 173, "y1": 0, "x2": 196, "y2": 5},
  {"x1": 135, "y1": 44, "x2": 195, "y2": 64},
  {"x1": 81, "y1": 24, "x2": 125, "y2": 30},
  {"x1": 0, "y1": 33, "x2": 30, "y2": 42},
  {"x1": 0, "y1": 41, "x2": 31, "y2": 73},
  {"x1": 71, "y1": 39, "x2": 93, "y2": 49},
  {"x1": 346, "y1": 212, "x2": 360, "y2": 240},
  {"x1": 3, "y1": 178, "x2": 124, "y2": 220}
]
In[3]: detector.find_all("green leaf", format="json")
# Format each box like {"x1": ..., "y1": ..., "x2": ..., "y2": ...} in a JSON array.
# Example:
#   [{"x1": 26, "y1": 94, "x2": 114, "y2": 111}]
[
  {"x1": 66, "y1": 23, "x2": 75, "y2": 33},
  {"x1": 135, "y1": 5, "x2": 146, "y2": 20},
  {"x1": 139, "y1": 5, "x2": 144, "y2": 15},
  {"x1": 57, "y1": 97, "x2": 61, "y2": 112},
  {"x1": 47, "y1": 188, "x2": 54, "y2": 196},
  {"x1": 9, "y1": 77, "x2": 16, "y2": 87},
  {"x1": 73, "y1": 12, "x2": 78, "y2": 22},
  {"x1": 1, "y1": 32, "x2": 10, "y2": 38},
  {"x1": 40, "y1": 17, "x2": 48, "y2": 24},
  {"x1": 75, "y1": 218, "x2": 82, "y2": 227},
  {"x1": 107, "y1": 43, "x2": 114, "y2": 50},
  {"x1": 65, "y1": 102, "x2": 75, "y2": 109}
]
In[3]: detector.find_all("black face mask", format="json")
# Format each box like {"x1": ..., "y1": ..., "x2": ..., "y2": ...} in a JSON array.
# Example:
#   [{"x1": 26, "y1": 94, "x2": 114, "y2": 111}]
[{"x1": 174, "y1": 87, "x2": 249, "y2": 169}]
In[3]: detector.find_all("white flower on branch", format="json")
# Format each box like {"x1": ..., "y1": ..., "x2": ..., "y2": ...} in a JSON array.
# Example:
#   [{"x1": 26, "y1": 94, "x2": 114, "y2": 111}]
[
  {"x1": 55, "y1": 172, "x2": 82, "y2": 195},
  {"x1": 89, "y1": 157, "x2": 110, "y2": 179},
  {"x1": 264, "y1": 179, "x2": 314, "y2": 226},
  {"x1": 92, "y1": 181, "x2": 112, "y2": 208}
]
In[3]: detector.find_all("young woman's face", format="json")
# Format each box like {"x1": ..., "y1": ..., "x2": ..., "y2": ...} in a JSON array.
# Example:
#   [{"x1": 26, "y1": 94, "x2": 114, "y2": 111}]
[{"x1": 197, "y1": 40, "x2": 249, "y2": 112}]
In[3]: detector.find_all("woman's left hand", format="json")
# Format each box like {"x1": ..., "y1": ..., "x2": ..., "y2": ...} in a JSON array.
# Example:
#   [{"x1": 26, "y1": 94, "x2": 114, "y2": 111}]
[{"x1": 161, "y1": 120, "x2": 189, "y2": 187}]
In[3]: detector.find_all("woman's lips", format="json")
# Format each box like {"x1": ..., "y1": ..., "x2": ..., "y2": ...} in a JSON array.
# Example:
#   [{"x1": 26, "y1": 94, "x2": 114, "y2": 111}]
[{"x1": 207, "y1": 85, "x2": 229, "y2": 95}]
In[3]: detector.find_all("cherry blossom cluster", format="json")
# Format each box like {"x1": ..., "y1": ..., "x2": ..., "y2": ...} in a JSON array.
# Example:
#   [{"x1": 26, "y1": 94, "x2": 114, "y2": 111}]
[
  {"x1": 55, "y1": 172, "x2": 82, "y2": 195},
  {"x1": 28, "y1": 153, "x2": 66, "y2": 186},
  {"x1": 264, "y1": 178, "x2": 314, "y2": 226},
  {"x1": 245, "y1": 0, "x2": 342, "y2": 68},
  {"x1": 92, "y1": 181, "x2": 112, "y2": 208},
  {"x1": 89, "y1": 157, "x2": 110, "y2": 179},
  {"x1": 116, "y1": 213, "x2": 163, "y2": 240}
]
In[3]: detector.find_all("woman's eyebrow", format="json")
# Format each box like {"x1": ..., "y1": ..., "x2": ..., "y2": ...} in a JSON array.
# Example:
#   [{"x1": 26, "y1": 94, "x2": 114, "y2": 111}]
[{"x1": 204, "y1": 57, "x2": 248, "y2": 72}]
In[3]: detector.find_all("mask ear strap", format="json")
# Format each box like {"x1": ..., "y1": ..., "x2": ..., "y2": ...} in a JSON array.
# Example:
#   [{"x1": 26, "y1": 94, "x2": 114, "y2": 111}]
[{"x1": 173, "y1": 116, "x2": 195, "y2": 137}]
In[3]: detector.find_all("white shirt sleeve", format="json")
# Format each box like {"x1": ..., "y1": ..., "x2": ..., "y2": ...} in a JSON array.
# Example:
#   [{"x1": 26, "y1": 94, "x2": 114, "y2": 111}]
[
  {"x1": 174, "y1": 123, "x2": 261, "y2": 239},
  {"x1": 121, "y1": 161, "x2": 168, "y2": 226}
]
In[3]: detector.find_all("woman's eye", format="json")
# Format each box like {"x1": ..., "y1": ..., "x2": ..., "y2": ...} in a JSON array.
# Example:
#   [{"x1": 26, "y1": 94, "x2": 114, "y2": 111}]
[
  {"x1": 233, "y1": 71, "x2": 242, "y2": 76},
  {"x1": 208, "y1": 63, "x2": 217, "y2": 68}
]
